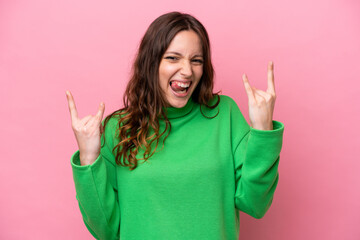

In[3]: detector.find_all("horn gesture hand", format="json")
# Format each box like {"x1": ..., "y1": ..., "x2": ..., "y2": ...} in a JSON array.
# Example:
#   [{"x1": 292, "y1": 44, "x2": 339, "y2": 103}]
[
  {"x1": 66, "y1": 90, "x2": 105, "y2": 165},
  {"x1": 242, "y1": 61, "x2": 276, "y2": 131}
]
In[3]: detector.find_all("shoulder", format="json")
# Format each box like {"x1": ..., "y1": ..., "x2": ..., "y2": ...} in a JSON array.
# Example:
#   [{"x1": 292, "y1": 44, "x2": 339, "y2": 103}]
[
  {"x1": 219, "y1": 95, "x2": 237, "y2": 107},
  {"x1": 218, "y1": 95, "x2": 248, "y2": 124},
  {"x1": 206, "y1": 94, "x2": 237, "y2": 107},
  {"x1": 100, "y1": 110, "x2": 124, "y2": 145},
  {"x1": 102, "y1": 111, "x2": 122, "y2": 131},
  {"x1": 201, "y1": 94, "x2": 243, "y2": 119},
  {"x1": 212, "y1": 94, "x2": 240, "y2": 113},
  {"x1": 218, "y1": 95, "x2": 250, "y2": 140}
]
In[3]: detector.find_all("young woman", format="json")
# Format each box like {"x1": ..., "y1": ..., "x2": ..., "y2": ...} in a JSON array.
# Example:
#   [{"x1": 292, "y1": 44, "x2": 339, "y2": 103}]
[{"x1": 66, "y1": 11, "x2": 284, "y2": 240}]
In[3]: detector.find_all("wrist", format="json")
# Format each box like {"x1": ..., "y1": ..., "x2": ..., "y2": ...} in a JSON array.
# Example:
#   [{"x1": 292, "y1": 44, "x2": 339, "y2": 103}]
[
  {"x1": 251, "y1": 122, "x2": 273, "y2": 131},
  {"x1": 79, "y1": 153, "x2": 99, "y2": 166}
]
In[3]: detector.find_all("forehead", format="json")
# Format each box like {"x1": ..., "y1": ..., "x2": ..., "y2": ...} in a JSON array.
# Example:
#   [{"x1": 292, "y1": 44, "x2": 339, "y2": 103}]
[{"x1": 166, "y1": 30, "x2": 203, "y2": 55}]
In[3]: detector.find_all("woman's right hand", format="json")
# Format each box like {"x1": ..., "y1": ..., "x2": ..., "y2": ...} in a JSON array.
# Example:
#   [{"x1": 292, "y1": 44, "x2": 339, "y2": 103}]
[{"x1": 66, "y1": 90, "x2": 105, "y2": 166}]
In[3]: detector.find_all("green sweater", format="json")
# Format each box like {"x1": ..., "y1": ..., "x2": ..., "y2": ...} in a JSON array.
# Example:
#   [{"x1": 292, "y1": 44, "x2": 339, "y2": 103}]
[{"x1": 71, "y1": 95, "x2": 284, "y2": 240}]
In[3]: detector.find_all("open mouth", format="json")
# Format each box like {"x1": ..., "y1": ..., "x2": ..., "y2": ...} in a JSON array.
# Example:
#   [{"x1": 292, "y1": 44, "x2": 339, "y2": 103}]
[{"x1": 169, "y1": 80, "x2": 192, "y2": 94}]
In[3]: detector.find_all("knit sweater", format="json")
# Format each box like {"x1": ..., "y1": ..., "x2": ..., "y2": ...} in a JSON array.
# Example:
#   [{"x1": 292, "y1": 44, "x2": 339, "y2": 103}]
[{"x1": 71, "y1": 95, "x2": 285, "y2": 240}]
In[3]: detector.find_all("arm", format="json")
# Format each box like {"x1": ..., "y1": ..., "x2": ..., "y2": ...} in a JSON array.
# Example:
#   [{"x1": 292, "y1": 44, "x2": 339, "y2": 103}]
[
  {"x1": 71, "y1": 118, "x2": 120, "y2": 239},
  {"x1": 234, "y1": 120, "x2": 284, "y2": 219}
]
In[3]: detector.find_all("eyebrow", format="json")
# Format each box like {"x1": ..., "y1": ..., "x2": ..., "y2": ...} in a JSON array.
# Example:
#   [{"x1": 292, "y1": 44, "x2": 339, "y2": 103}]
[{"x1": 165, "y1": 51, "x2": 203, "y2": 58}]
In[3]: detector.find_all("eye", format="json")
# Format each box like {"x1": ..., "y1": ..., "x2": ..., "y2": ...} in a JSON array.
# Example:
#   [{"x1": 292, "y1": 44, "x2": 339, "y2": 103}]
[
  {"x1": 192, "y1": 59, "x2": 204, "y2": 64},
  {"x1": 165, "y1": 56, "x2": 178, "y2": 60}
]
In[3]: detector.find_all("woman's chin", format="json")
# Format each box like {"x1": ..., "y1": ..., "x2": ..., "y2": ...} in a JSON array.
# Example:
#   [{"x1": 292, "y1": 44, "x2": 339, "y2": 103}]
[{"x1": 167, "y1": 97, "x2": 189, "y2": 108}]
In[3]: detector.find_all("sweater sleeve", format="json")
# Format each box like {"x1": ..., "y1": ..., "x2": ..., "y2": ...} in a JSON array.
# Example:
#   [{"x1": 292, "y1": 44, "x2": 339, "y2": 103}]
[
  {"x1": 232, "y1": 107, "x2": 284, "y2": 219},
  {"x1": 70, "y1": 117, "x2": 120, "y2": 239}
]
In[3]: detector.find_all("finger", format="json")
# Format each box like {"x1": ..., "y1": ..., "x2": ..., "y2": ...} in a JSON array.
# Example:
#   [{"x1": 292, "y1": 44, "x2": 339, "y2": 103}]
[
  {"x1": 253, "y1": 90, "x2": 266, "y2": 102},
  {"x1": 74, "y1": 115, "x2": 93, "y2": 133},
  {"x1": 252, "y1": 87, "x2": 271, "y2": 101},
  {"x1": 85, "y1": 102, "x2": 105, "y2": 130},
  {"x1": 79, "y1": 115, "x2": 93, "y2": 126},
  {"x1": 95, "y1": 102, "x2": 105, "y2": 122},
  {"x1": 242, "y1": 74, "x2": 255, "y2": 101},
  {"x1": 266, "y1": 61, "x2": 276, "y2": 95},
  {"x1": 66, "y1": 90, "x2": 79, "y2": 122},
  {"x1": 84, "y1": 117, "x2": 97, "y2": 132}
]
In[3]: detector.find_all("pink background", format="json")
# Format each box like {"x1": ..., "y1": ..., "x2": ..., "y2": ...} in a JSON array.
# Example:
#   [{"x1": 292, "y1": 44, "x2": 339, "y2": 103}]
[{"x1": 1, "y1": 0, "x2": 359, "y2": 239}]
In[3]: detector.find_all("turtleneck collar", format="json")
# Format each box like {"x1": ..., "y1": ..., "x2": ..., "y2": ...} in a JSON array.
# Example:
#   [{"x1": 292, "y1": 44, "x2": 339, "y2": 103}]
[{"x1": 164, "y1": 97, "x2": 195, "y2": 119}]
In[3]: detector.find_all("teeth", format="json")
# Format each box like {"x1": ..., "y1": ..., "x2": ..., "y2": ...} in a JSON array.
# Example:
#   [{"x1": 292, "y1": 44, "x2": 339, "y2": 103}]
[
  {"x1": 171, "y1": 81, "x2": 190, "y2": 88},
  {"x1": 178, "y1": 82, "x2": 190, "y2": 88}
]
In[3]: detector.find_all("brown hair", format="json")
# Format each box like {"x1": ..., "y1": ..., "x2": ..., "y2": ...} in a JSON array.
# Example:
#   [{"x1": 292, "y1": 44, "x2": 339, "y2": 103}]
[{"x1": 101, "y1": 11, "x2": 220, "y2": 170}]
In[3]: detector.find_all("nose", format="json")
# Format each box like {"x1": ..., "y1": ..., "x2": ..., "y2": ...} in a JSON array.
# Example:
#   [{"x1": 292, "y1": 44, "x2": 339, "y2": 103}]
[{"x1": 180, "y1": 60, "x2": 192, "y2": 78}]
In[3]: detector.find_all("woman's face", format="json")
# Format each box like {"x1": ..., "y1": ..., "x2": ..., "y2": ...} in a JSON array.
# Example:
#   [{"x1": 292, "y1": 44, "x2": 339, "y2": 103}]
[{"x1": 158, "y1": 30, "x2": 204, "y2": 108}]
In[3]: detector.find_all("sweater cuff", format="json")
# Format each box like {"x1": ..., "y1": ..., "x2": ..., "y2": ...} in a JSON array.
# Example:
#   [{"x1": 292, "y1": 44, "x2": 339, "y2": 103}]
[
  {"x1": 250, "y1": 120, "x2": 284, "y2": 136},
  {"x1": 70, "y1": 150, "x2": 103, "y2": 171}
]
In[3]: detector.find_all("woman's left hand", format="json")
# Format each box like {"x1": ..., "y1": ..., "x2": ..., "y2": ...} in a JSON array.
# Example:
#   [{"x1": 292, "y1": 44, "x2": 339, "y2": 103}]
[{"x1": 242, "y1": 61, "x2": 276, "y2": 131}]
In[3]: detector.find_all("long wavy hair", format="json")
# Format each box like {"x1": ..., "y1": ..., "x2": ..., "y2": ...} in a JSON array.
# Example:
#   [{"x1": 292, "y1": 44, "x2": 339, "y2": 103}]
[{"x1": 101, "y1": 11, "x2": 220, "y2": 170}]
